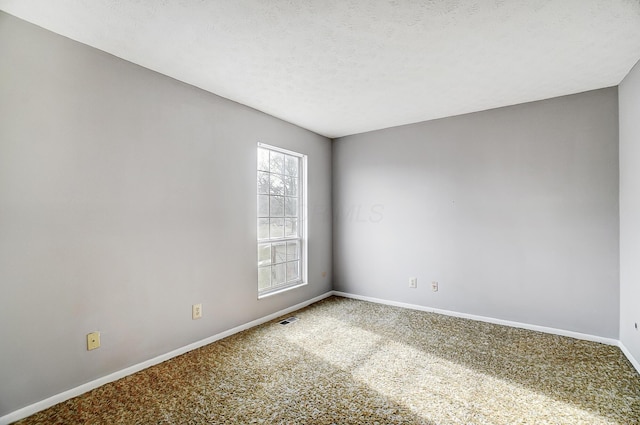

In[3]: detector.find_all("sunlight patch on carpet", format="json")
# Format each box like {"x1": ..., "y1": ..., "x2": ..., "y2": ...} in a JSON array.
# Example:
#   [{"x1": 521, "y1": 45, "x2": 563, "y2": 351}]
[{"x1": 284, "y1": 316, "x2": 620, "y2": 425}]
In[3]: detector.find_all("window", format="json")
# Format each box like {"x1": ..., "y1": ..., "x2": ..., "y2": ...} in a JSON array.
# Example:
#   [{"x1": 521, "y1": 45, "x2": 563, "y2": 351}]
[{"x1": 257, "y1": 143, "x2": 306, "y2": 297}]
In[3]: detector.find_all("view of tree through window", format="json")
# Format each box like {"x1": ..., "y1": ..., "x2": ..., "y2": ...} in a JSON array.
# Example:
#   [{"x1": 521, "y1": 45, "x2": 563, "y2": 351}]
[{"x1": 257, "y1": 144, "x2": 305, "y2": 295}]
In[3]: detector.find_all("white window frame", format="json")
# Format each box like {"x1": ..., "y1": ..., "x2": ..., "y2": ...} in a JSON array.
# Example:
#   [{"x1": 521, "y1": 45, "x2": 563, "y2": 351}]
[{"x1": 257, "y1": 142, "x2": 307, "y2": 298}]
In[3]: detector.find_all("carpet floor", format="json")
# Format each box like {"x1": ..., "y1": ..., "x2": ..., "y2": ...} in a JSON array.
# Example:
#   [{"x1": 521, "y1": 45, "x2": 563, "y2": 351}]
[{"x1": 15, "y1": 296, "x2": 640, "y2": 424}]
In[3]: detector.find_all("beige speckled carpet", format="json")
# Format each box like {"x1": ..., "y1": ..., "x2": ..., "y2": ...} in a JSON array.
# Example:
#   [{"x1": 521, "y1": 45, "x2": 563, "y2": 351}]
[{"x1": 16, "y1": 296, "x2": 640, "y2": 424}]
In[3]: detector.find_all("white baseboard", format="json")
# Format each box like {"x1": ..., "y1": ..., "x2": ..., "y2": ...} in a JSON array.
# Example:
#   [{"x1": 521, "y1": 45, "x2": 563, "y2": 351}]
[
  {"x1": 332, "y1": 291, "x2": 619, "y2": 346},
  {"x1": 0, "y1": 291, "x2": 333, "y2": 425},
  {"x1": 3, "y1": 290, "x2": 637, "y2": 424},
  {"x1": 618, "y1": 341, "x2": 640, "y2": 375},
  {"x1": 333, "y1": 291, "x2": 640, "y2": 374}
]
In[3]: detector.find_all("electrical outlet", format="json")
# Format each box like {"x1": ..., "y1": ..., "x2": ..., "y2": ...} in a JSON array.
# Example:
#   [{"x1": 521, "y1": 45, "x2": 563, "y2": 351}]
[
  {"x1": 409, "y1": 277, "x2": 417, "y2": 288},
  {"x1": 192, "y1": 304, "x2": 202, "y2": 320},
  {"x1": 432, "y1": 281, "x2": 439, "y2": 292},
  {"x1": 87, "y1": 332, "x2": 100, "y2": 350}
]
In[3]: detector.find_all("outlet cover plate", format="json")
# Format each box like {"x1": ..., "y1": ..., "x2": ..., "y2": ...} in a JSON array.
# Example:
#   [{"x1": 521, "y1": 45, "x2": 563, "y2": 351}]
[
  {"x1": 192, "y1": 303, "x2": 202, "y2": 320},
  {"x1": 87, "y1": 332, "x2": 100, "y2": 350}
]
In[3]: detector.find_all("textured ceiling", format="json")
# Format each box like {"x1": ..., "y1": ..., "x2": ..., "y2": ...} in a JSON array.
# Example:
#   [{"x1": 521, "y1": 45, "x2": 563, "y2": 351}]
[{"x1": 2, "y1": 0, "x2": 640, "y2": 138}]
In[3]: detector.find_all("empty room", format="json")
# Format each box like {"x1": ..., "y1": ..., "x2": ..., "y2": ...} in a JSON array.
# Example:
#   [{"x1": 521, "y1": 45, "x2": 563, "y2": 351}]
[{"x1": 1, "y1": 1, "x2": 640, "y2": 424}]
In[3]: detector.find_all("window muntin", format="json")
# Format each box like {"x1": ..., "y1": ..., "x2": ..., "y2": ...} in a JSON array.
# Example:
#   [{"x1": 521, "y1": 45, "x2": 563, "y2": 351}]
[{"x1": 257, "y1": 144, "x2": 305, "y2": 296}]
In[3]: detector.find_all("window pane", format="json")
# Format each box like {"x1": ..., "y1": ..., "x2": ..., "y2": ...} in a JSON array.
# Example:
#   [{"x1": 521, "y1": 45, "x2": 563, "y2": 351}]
[
  {"x1": 258, "y1": 218, "x2": 269, "y2": 240},
  {"x1": 285, "y1": 218, "x2": 298, "y2": 237},
  {"x1": 270, "y1": 196, "x2": 284, "y2": 217},
  {"x1": 285, "y1": 155, "x2": 298, "y2": 176},
  {"x1": 270, "y1": 174, "x2": 284, "y2": 196},
  {"x1": 286, "y1": 261, "x2": 300, "y2": 282},
  {"x1": 258, "y1": 266, "x2": 271, "y2": 290},
  {"x1": 270, "y1": 218, "x2": 284, "y2": 238},
  {"x1": 273, "y1": 263, "x2": 286, "y2": 285},
  {"x1": 258, "y1": 195, "x2": 269, "y2": 217},
  {"x1": 284, "y1": 176, "x2": 298, "y2": 196},
  {"x1": 287, "y1": 241, "x2": 299, "y2": 261},
  {"x1": 258, "y1": 148, "x2": 270, "y2": 172},
  {"x1": 257, "y1": 171, "x2": 270, "y2": 195},
  {"x1": 270, "y1": 152, "x2": 284, "y2": 174},
  {"x1": 285, "y1": 197, "x2": 298, "y2": 217},
  {"x1": 258, "y1": 243, "x2": 271, "y2": 266},
  {"x1": 273, "y1": 242, "x2": 286, "y2": 264}
]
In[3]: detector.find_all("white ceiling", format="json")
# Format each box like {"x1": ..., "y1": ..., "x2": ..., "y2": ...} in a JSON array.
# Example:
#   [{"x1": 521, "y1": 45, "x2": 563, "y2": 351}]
[{"x1": 2, "y1": 0, "x2": 640, "y2": 138}]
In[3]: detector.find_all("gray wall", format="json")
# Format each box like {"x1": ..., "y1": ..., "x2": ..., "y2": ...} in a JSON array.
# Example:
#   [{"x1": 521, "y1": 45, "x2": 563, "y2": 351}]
[
  {"x1": 619, "y1": 58, "x2": 640, "y2": 366},
  {"x1": 333, "y1": 88, "x2": 620, "y2": 338},
  {"x1": 0, "y1": 12, "x2": 332, "y2": 416}
]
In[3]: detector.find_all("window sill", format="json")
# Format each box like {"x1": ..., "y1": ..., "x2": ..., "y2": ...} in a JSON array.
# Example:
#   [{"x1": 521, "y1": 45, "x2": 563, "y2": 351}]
[{"x1": 258, "y1": 281, "x2": 307, "y2": 299}]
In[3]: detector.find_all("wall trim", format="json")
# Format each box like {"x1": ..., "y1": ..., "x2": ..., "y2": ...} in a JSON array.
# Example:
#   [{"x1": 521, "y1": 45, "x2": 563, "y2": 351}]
[
  {"x1": 332, "y1": 291, "x2": 620, "y2": 346},
  {"x1": 331, "y1": 291, "x2": 640, "y2": 374},
  {"x1": 618, "y1": 341, "x2": 640, "y2": 375},
  {"x1": 0, "y1": 291, "x2": 333, "y2": 425},
  {"x1": 3, "y1": 290, "x2": 638, "y2": 424}
]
